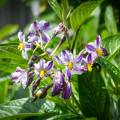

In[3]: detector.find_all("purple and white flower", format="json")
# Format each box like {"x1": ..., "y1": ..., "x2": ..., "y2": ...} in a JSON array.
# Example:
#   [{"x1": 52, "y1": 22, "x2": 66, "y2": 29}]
[
  {"x1": 28, "y1": 20, "x2": 51, "y2": 44},
  {"x1": 18, "y1": 31, "x2": 32, "y2": 60},
  {"x1": 82, "y1": 53, "x2": 94, "y2": 72},
  {"x1": 86, "y1": 35, "x2": 108, "y2": 58},
  {"x1": 11, "y1": 67, "x2": 28, "y2": 89},
  {"x1": 34, "y1": 58, "x2": 54, "y2": 79},
  {"x1": 51, "y1": 70, "x2": 72, "y2": 99},
  {"x1": 55, "y1": 50, "x2": 86, "y2": 75}
]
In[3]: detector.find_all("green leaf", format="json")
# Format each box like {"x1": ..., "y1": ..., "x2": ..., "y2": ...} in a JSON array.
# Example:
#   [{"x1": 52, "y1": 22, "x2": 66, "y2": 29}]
[
  {"x1": 61, "y1": 0, "x2": 69, "y2": 23},
  {"x1": 0, "y1": 25, "x2": 19, "y2": 40},
  {"x1": 48, "y1": 0, "x2": 62, "y2": 20},
  {"x1": 0, "y1": 62, "x2": 27, "y2": 73},
  {"x1": 0, "y1": 44, "x2": 24, "y2": 60},
  {"x1": 0, "y1": 81, "x2": 8, "y2": 104},
  {"x1": 104, "y1": 6, "x2": 118, "y2": 35},
  {"x1": 0, "y1": 98, "x2": 66, "y2": 119},
  {"x1": 78, "y1": 68, "x2": 110, "y2": 119},
  {"x1": 70, "y1": 1, "x2": 103, "y2": 31},
  {"x1": 97, "y1": 57, "x2": 120, "y2": 86},
  {"x1": 101, "y1": 35, "x2": 120, "y2": 60},
  {"x1": 0, "y1": 0, "x2": 7, "y2": 8}
]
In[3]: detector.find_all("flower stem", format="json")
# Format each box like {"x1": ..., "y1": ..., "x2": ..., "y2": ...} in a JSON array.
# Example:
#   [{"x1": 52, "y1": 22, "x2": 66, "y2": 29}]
[{"x1": 66, "y1": 32, "x2": 71, "y2": 49}]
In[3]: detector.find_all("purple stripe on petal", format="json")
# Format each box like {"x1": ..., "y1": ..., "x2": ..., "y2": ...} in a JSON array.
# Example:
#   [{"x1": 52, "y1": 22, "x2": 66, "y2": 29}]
[
  {"x1": 96, "y1": 35, "x2": 101, "y2": 47},
  {"x1": 86, "y1": 44, "x2": 96, "y2": 53},
  {"x1": 29, "y1": 31, "x2": 35, "y2": 37},
  {"x1": 100, "y1": 47, "x2": 108, "y2": 56},
  {"x1": 87, "y1": 53, "x2": 92, "y2": 63},
  {"x1": 74, "y1": 53, "x2": 84, "y2": 63},
  {"x1": 41, "y1": 21, "x2": 51, "y2": 31},
  {"x1": 33, "y1": 21, "x2": 39, "y2": 29},
  {"x1": 62, "y1": 50, "x2": 70, "y2": 62},
  {"x1": 67, "y1": 70, "x2": 72, "y2": 79},
  {"x1": 45, "y1": 61, "x2": 53, "y2": 71},
  {"x1": 39, "y1": 58, "x2": 45, "y2": 69},
  {"x1": 61, "y1": 81, "x2": 71, "y2": 99},
  {"x1": 42, "y1": 33, "x2": 50, "y2": 43},
  {"x1": 82, "y1": 58, "x2": 87, "y2": 65},
  {"x1": 55, "y1": 56, "x2": 65, "y2": 65},
  {"x1": 28, "y1": 36, "x2": 39, "y2": 43},
  {"x1": 51, "y1": 85, "x2": 61, "y2": 97}
]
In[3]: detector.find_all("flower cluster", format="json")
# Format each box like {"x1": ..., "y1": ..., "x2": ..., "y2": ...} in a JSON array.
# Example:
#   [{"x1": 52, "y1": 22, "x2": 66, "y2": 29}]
[{"x1": 11, "y1": 20, "x2": 108, "y2": 102}]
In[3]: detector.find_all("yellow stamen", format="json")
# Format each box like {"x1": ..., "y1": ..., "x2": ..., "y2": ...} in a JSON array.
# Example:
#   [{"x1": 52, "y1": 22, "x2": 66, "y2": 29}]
[
  {"x1": 86, "y1": 63, "x2": 92, "y2": 72},
  {"x1": 36, "y1": 89, "x2": 42, "y2": 98},
  {"x1": 40, "y1": 69, "x2": 45, "y2": 78},
  {"x1": 68, "y1": 62, "x2": 73, "y2": 70},
  {"x1": 18, "y1": 43, "x2": 24, "y2": 51},
  {"x1": 96, "y1": 47, "x2": 103, "y2": 56}
]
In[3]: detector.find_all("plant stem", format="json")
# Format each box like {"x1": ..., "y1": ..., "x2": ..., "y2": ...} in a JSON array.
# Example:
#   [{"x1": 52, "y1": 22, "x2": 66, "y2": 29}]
[
  {"x1": 71, "y1": 24, "x2": 83, "y2": 53},
  {"x1": 66, "y1": 32, "x2": 71, "y2": 49}
]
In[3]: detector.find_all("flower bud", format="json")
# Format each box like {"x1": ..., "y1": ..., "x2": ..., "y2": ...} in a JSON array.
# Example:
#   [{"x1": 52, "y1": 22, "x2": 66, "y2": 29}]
[
  {"x1": 28, "y1": 60, "x2": 34, "y2": 67},
  {"x1": 31, "y1": 83, "x2": 53, "y2": 103},
  {"x1": 60, "y1": 33, "x2": 66, "y2": 43},
  {"x1": 31, "y1": 54, "x2": 38, "y2": 61},
  {"x1": 31, "y1": 77, "x2": 41, "y2": 96}
]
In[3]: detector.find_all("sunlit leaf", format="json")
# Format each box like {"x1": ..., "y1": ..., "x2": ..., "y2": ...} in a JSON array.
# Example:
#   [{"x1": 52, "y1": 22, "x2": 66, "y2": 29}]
[
  {"x1": 0, "y1": 25, "x2": 19, "y2": 40},
  {"x1": 70, "y1": 1, "x2": 103, "y2": 31},
  {"x1": 101, "y1": 35, "x2": 120, "y2": 60},
  {"x1": 97, "y1": 57, "x2": 120, "y2": 87},
  {"x1": 78, "y1": 68, "x2": 110, "y2": 119},
  {"x1": 104, "y1": 6, "x2": 118, "y2": 35}
]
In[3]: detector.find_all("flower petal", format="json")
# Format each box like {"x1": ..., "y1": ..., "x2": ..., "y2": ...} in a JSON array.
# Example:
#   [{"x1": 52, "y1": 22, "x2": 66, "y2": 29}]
[
  {"x1": 18, "y1": 31, "x2": 25, "y2": 43},
  {"x1": 22, "y1": 49, "x2": 28, "y2": 60},
  {"x1": 95, "y1": 35, "x2": 101, "y2": 48},
  {"x1": 39, "y1": 58, "x2": 45, "y2": 69},
  {"x1": 55, "y1": 56, "x2": 65, "y2": 65},
  {"x1": 46, "y1": 48, "x2": 52, "y2": 54},
  {"x1": 24, "y1": 42, "x2": 32, "y2": 51},
  {"x1": 100, "y1": 47, "x2": 108, "y2": 56},
  {"x1": 86, "y1": 42, "x2": 96, "y2": 53},
  {"x1": 42, "y1": 32, "x2": 50, "y2": 43},
  {"x1": 39, "y1": 20, "x2": 51, "y2": 32},
  {"x1": 87, "y1": 53, "x2": 92, "y2": 63},
  {"x1": 74, "y1": 53, "x2": 84, "y2": 64},
  {"x1": 28, "y1": 36, "x2": 39, "y2": 43},
  {"x1": 53, "y1": 71, "x2": 65, "y2": 87},
  {"x1": 61, "y1": 81, "x2": 72, "y2": 99},
  {"x1": 45, "y1": 61, "x2": 54, "y2": 71},
  {"x1": 29, "y1": 21, "x2": 39, "y2": 31},
  {"x1": 61, "y1": 50, "x2": 70, "y2": 62},
  {"x1": 51, "y1": 85, "x2": 61, "y2": 97}
]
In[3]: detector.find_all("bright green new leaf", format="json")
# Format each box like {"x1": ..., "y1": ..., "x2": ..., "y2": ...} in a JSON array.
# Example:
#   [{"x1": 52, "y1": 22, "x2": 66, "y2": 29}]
[
  {"x1": 0, "y1": 81, "x2": 8, "y2": 104},
  {"x1": 0, "y1": 25, "x2": 19, "y2": 40},
  {"x1": 48, "y1": 0, "x2": 62, "y2": 20},
  {"x1": 78, "y1": 68, "x2": 110, "y2": 119},
  {"x1": 104, "y1": 6, "x2": 118, "y2": 35},
  {"x1": 70, "y1": 1, "x2": 103, "y2": 31},
  {"x1": 101, "y1": 35, "x2": 120, "y2": 60},
  {"x1": 61, "y1": 0, "x2": 69, "y2": 23}
]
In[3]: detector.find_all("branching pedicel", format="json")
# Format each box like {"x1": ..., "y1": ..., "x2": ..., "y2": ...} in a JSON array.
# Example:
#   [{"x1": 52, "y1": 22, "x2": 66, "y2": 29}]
[{"x1": 11, "y1": 20, "x2": 108, "y2": 103}]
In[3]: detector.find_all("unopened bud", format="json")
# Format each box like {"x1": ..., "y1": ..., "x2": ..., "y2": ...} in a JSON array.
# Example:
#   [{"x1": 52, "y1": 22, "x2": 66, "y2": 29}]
[
  {"x1": 31, "y1": 77, "x2": 41, "y2": 96},
  {"x1": 28, "y1": 60, "x2": 34, "y2": 67},
  {"x1": 31, "y1": 54, "x2": 38, "y2": 61},
  {"x1": 30, "y1": 83, "x2": 53, "y2": 103},
  {"x1": 60, "y1": 33, "x2": 66, "y2": 43}
]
